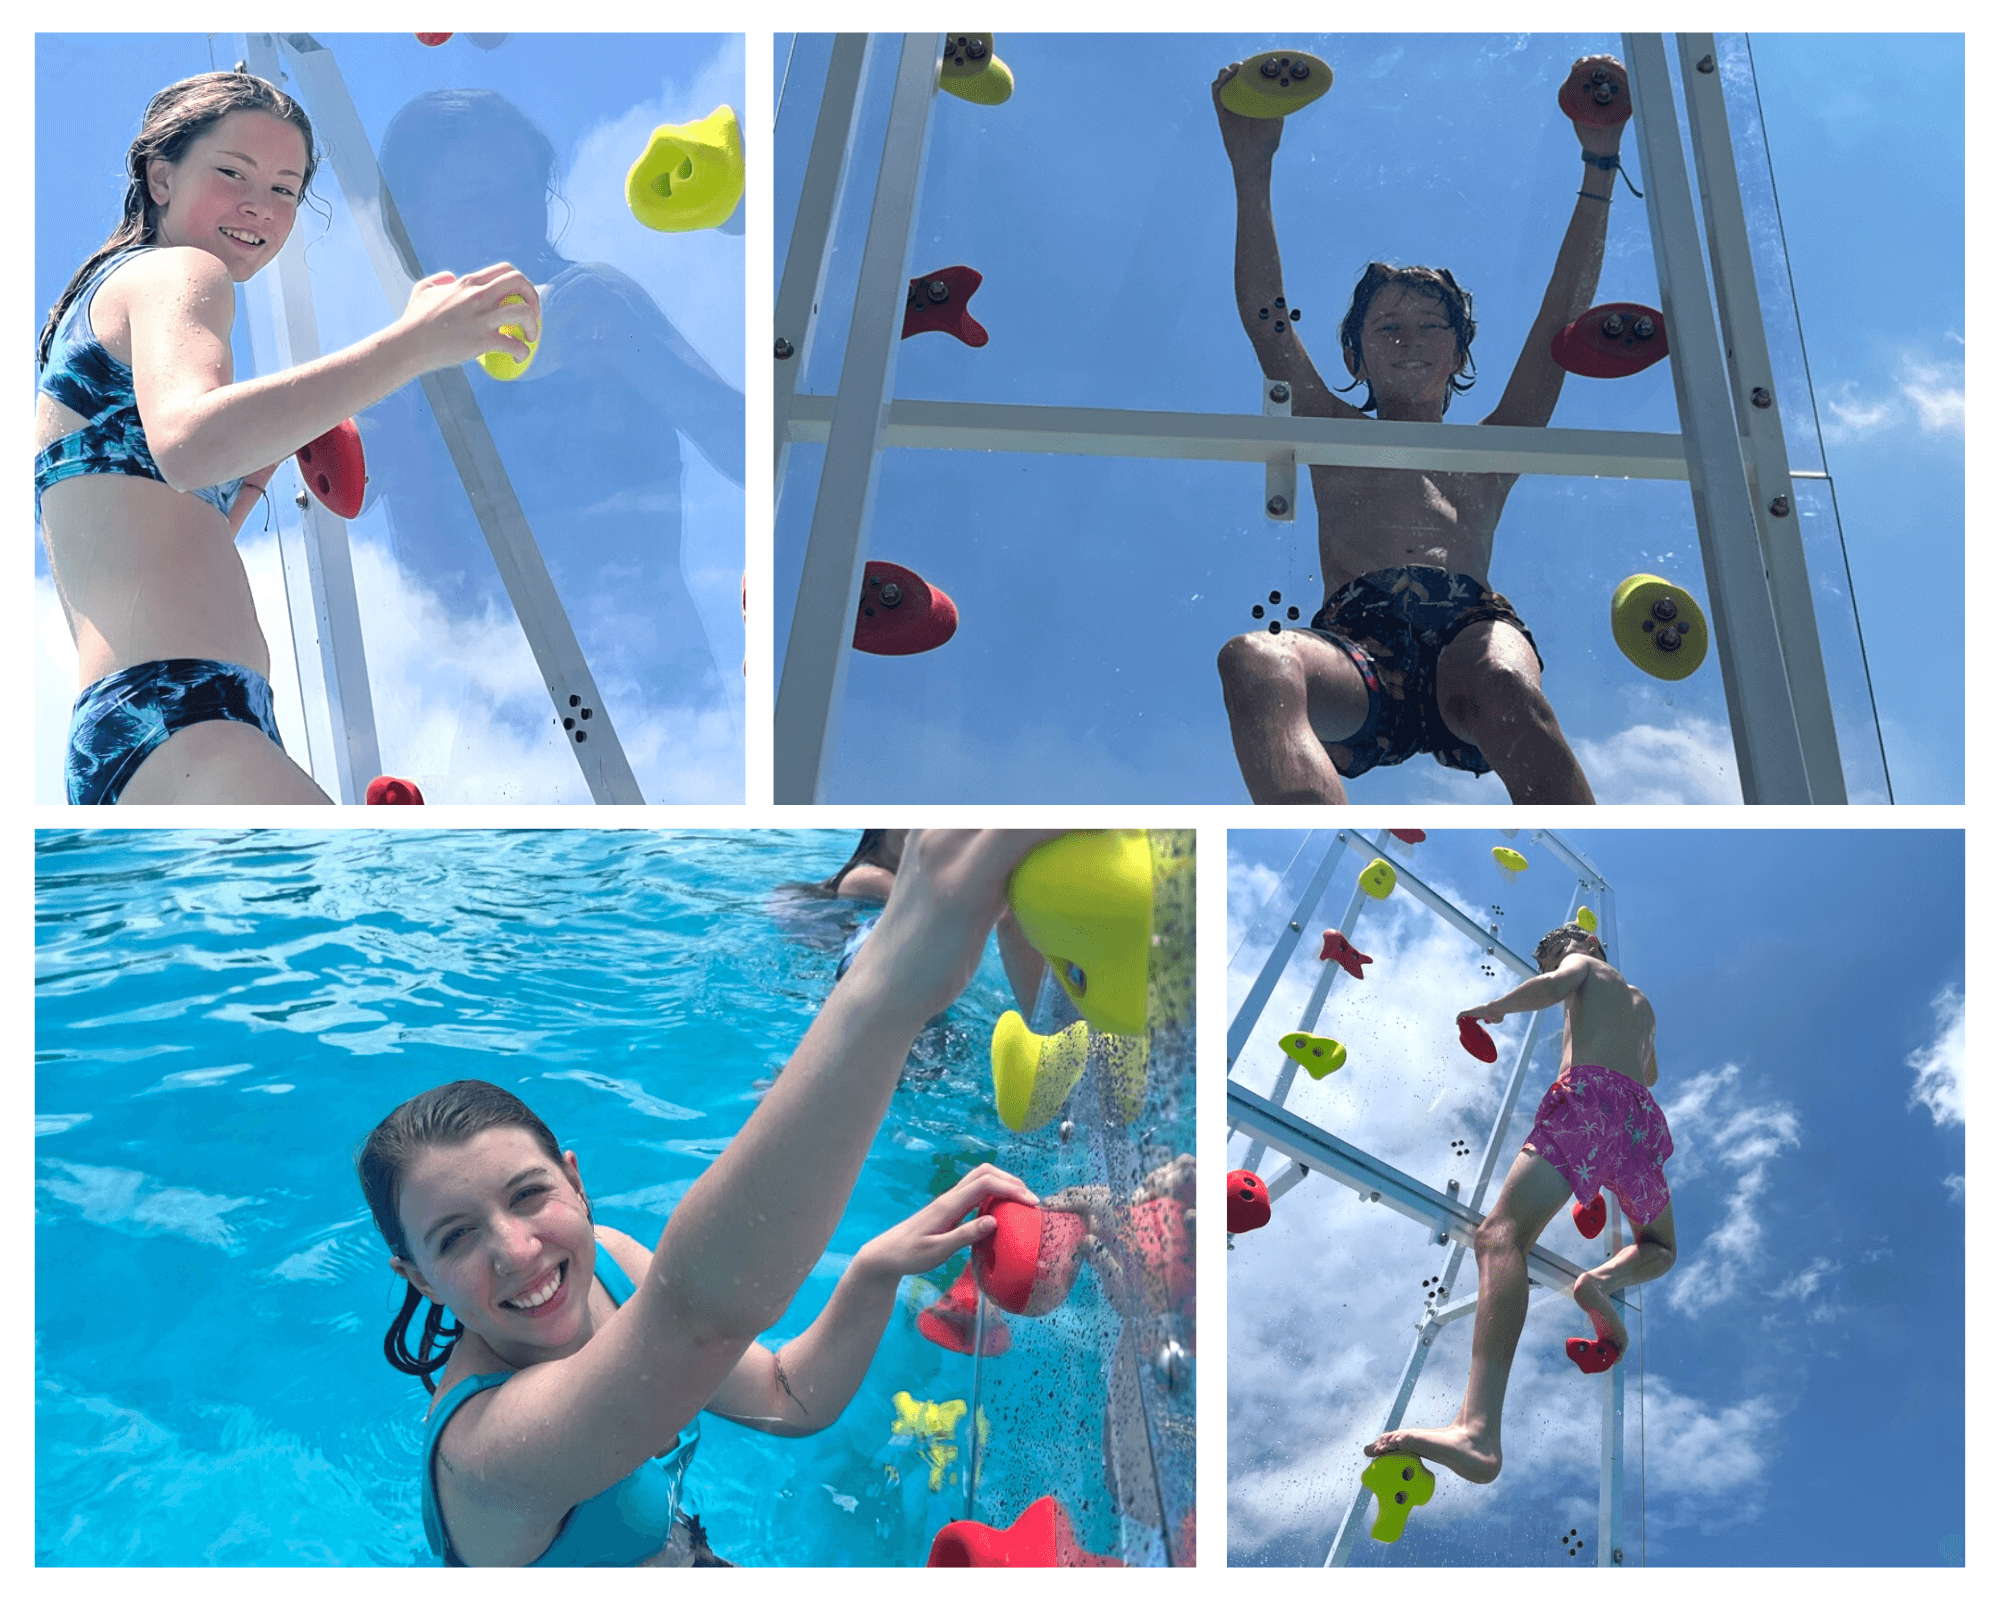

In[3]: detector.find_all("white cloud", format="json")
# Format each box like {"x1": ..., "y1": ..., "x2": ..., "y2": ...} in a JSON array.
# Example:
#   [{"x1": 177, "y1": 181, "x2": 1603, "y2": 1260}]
[
  {"x1": 1943, "y1": 1173, "x2": 1965, "y2": 1204},
  {"x1": 1658, "y1": 1065, "x2": 1803, "y2": 1317},
  {"x1": 1226, "y1": 853, "x2": 1283, "y2": 960},
  {"x1": 1822, "y1": 384, "x2": 1893, "y2": 441},
  {"x1": 1570, "y1": 713, "x2": 1741, "y2": 804},
  {"x1": 1899, "y1": 358, "x2": 1965, "y2": 434},
  {"x1": 1820, "y1": 347, "x2": 1964, "y2": 442},
  {"x1": 1905, "y1": 983, "x2": 1964, "y2": 1127}
]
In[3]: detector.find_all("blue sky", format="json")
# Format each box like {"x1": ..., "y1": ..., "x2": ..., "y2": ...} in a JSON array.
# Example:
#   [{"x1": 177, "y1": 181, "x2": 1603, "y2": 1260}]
[
  {"x1": 36, "y1": 33, "x2": 745, "y2": 803},
  {"x1": 1226, "y1": 828, "x2": 1965, "y2": 1566},
  {"x1": 776, "y1": 34, "x2": 1961, "y2": 803}
]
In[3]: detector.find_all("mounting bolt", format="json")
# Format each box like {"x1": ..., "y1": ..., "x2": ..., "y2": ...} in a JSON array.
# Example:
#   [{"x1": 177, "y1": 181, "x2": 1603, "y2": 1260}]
[
  {"x1": 1768, "y1": 495, "x2": 1792, "y2": 518},
  {"x1": 1751, "y1": 386, "x2": 1772, "y2": 408},
  {"x1": 1268, "y1": 494, "x2": 1290, "y2": 516},
  {"x1": 1269, "y1": 382, "x2": 1291, "y2": 404},
  {"x1": 774, "y1": 336, "x2": 794, "y2": 360},
  {"x1": 1289, "y1": 920, "x2": 1302, "y2": 931},
  {"x1": 1613, "y1": 1549, "x2": 1625, "y2": 1565},
  {"x1": 293, "y1": 489, "x2": 309, "y2": 509},
  {"x1": 1696, "y1": 54, "x2": 1715, "y2": 73},
  {"x1": 925, "y1": 278, "x2": 950, "y2": 304}
]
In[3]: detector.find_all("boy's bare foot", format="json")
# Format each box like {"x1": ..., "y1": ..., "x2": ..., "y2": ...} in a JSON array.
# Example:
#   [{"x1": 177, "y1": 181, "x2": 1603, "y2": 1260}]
[
  {"x1": 1571, "y1": 1269, "x2": 1629, "y2": 1353},
  {"x1": 1363, "y1": 1423, "x2": 1501, "y2": 1484}
]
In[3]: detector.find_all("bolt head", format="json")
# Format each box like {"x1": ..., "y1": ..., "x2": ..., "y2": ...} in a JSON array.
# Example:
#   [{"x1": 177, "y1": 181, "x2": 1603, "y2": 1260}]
[
  {"x1": 1267, "y1": 495, "x2": 1289, "y2": 516},
  {"x1": 1269, "y1": 381, "x2": 1291, "y2": 403},
  {"x1": 774, "y1": 336, "x2": 795, "y2": 360},
  {"x1": 1769, "y1": 495, "x2": 1792, "y2": 517}
]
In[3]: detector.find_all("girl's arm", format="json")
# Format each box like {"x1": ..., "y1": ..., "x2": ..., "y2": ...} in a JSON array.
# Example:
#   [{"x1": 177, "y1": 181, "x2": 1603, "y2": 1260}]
[
  {"x1": 122, "y1": 247, "x2": 540, "y2": 492},
  {"x1": 433, "y1": 830, "x2": 1065, "y2": 1525},
  {"x1": 702, "y1": 1165, "x2": 1037, "y2": 1436}
]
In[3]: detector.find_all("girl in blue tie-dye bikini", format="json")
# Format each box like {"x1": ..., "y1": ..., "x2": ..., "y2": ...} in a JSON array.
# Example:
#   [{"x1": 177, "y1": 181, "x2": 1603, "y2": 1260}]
[{"x1": 36, "y1": 70, "x2": 539, "y2": 803}]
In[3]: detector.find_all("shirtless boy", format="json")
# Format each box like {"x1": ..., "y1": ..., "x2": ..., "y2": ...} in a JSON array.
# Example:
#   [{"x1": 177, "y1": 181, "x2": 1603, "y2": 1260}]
[
  {"x1": 1365, "y1": 922, "x2": 1677, "y2": 1484},
  {"x1": 1212, "y1": 55, "x2": 1633, "y2": 804}
]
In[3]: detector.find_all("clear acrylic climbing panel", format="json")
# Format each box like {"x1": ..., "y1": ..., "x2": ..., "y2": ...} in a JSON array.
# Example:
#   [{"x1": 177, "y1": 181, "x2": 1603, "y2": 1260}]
[
  {"x1": 776, "y1": 33, "x2": 1889, "y2": 803},
  {"x1": 35, "y1": 33, "x2": 746, "y2": 803},
  {"x1": 1227, "y1": 829, "x2": 1647, "y2": 1565}
]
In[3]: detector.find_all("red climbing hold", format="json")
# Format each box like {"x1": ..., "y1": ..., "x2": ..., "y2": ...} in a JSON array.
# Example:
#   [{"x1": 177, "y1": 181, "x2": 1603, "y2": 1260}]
[
  {"x1": 1566, "y1": 1335, "x2": 1622, "y2": 1374},
  {"x1": 973, "y1": 1199, "x2": 1088, "y2": 1317},
  {"x1": 1226, "y1": 1169, "x2": 1271, "y2": 1235},
  {"x1": 1552, "y1": 303, "x2": 1669, "y2": 379},
  {"x1": 1457, "y1": 1016, "x2": 1498, "y2": 1063},
  {"x1": 1558, "y1": 58, "x2": 1632, "y2": 129},
  {"x1": 296, "y1": 419, "x2": 367, "y2": 519},
  {"x1": 917, "y1": 1263, "x2": 1012, "y2": 1355},
  {"x1": 1318, "y1": 929, "x2": 1373, "y2": 980},
  {"x1": 1572, "y1": 1193, "x2": 1607, "y2": 1239},
  {"x1": 1389, "y1": 829, "x2": 1426, "y2": 844},
  {"x1": 853, "y1": 560, "x2": 958, "y2": 656},
  {"x1": 903, "y1": 264, "x2": 988, "y2": 347},
  {"x1": 366, "y1": 776, "x2": 425, "y2": 805},
  {"x1": 928, "y1": 1495, "x2": 1123, "y2": 1567},
  {"x1": 416, "y1": 34, "x2": 453, "y2": 47}
]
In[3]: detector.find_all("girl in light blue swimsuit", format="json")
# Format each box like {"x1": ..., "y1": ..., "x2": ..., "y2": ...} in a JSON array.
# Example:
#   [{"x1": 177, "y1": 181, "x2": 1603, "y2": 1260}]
[
  {"x1": 37, "y1": 70, "x2": 539, "y2": 804},
  {"x1": 356, "y1": 833, "x2": 1054, "y2": 1567}
]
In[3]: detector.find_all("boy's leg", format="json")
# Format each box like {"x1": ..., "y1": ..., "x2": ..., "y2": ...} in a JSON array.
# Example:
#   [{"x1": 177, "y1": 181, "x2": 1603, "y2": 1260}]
[
  {"x1": 1435, "y1": 620, "x2": 1595, "y2": 804},
  {"x1": 1571, "y1": 1201, "x2": 1676, "y2": 1356},
  {"x1": 1365, "y1": 1148, "x2": 1574, "y2": 1483},
  {"x1": 1215, "y1": 629, "x2": 1372, "y2": 803}
]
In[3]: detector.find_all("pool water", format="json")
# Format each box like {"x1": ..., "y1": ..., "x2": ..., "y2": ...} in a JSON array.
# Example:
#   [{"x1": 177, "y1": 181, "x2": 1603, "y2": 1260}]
[{"x1": 35, "y1": 829, "x2": 1195, "y2": 1566}]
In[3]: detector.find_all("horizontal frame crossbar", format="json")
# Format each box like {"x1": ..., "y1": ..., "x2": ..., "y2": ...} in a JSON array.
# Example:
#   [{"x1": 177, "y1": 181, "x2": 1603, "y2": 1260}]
[
  {"x1": 1227, "y1": 1081, "x2": 1589, "y2": 1297},
  {"x1": 787, "y1": 396, "x2": 1689, "y2": 479}
]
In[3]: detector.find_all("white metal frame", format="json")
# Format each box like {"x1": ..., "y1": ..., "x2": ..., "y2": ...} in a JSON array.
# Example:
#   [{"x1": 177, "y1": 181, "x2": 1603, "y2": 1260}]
[
  {"x1": 1225, "y1": 829, "x2": 1636, "y2": 1566},
  {"x1": 239, "y1": 32, "x2": 645, "y2": 803},
  {"x1": 776, "y1": 33, "x2": 1857, "y2": 804}
]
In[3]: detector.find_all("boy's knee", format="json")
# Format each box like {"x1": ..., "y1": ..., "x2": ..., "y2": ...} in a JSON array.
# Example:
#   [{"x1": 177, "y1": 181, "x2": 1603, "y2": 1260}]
[{"x1": 1216, "y1": 630, "x2": 1298, "y2": 697}]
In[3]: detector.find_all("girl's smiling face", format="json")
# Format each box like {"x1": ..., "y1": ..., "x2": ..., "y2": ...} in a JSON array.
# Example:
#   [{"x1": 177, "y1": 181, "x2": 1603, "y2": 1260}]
[
  {"x1": 146, "y1": 109, "x2": 307, "y2": 280},
  {"x1": 393, "y1": 1126, "x2": 600, "y2": 1368}
]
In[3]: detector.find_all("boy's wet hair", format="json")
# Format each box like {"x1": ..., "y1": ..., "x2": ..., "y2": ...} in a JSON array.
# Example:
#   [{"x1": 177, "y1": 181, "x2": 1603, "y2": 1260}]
[
  {"x1": 1336, "y1": 262, "x2": 1479, "y2": 414},
  {"x1": 356, "y1": 1079, "x2": 584, "y2": 1391},
  {"x1": 1535, "y1": 923, "x2": 1598, "y2": 968}
]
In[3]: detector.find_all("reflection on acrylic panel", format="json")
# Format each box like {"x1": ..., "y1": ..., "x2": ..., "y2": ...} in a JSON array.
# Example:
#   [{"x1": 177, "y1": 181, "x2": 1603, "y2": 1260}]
[
  {"x1": 776, "y1": 35, "x2": 1893, "y2": 804},
  {"x1": 1226, "y1": 828, "x2": 1965, "y2": 1566},
  {"x1": 36, "y1": 34, "x2": 745, "y2": 802}
]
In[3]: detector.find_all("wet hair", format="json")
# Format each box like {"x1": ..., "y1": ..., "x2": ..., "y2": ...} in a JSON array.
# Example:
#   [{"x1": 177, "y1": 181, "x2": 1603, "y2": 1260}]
[
  {"x1": 1535, "y1": 923, "x2": 1599, "y2": 969},
  {"x1": 1335, "y1": 262, "x2": 1479, "y2": 414},
  {"x1": 37, "y1": 70, "x2": 319, "y2": 370},
  {"x1": 356, "y1": 1080, "x2": 582, "y2": 1392},
  {"x1": 378, "y1": 88, "x2": 568, "y2": 275}
]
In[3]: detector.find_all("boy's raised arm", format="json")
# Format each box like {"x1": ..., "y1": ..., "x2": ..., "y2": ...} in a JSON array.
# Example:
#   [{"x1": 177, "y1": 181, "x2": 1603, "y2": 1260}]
[{"x1": 1214, "y1": 64, "x2": 1346, "y2": 414}]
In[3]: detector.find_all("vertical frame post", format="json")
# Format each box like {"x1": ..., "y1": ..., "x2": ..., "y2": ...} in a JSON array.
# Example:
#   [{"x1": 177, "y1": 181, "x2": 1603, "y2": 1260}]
[
  {"x1": 1624, "y1": 33, "x2": 1810, "y2": 803},
  {"x1": 775, "y1": 34, "x2": 942, "y2": 802},
  {"x1": 1676, "y1": 33, "x2": 1845, "y2": 802}
]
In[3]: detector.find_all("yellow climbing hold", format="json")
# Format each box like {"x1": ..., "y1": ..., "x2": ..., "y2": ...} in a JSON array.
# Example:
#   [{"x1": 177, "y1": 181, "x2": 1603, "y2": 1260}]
[
  {"x1": 1361, "y1": 1452, "x2": 1435, "y2": 1542},
  {"x1": 1611, "y1": 572, "x2": 1710, "y2": 681},
  {"x1": 1492, "y1": 847, "x2": 1528, "y2": 873},
  {"x1": 990, "y1": 1011, "x2": 1088, "y2": 1133},
  {"x1": 1218, "y1": 50, "x2": 1333, "y2": 119},
  {"x1": 939, "y1": 34, "x2": 1014, "y2": 105},
  {"x1": 627, "y1": 105, "x2": 745, "y2": 232},
  {"x1": 476, "y1": 294, "x2": 538, "y2": 381},
  {"x1": 1576, "y1": 905, "x2": 1598, "y2": 933},
  {"x1": 1099, "y1": 1030, "x2": 1150, "y2": 1123},
  {"x1": 1008, "y1": 831, "x2": 1153, "y2": 1036},
  {"x1": 1359, "y1": 859, "x2": 1396, "y2": 900},
  {"x1": 1280, "y1": 1031, "x2": 1347, "y2": 1080},
  {"x1": 891, "y1": 1391, "x2": 968, "y2": 1493}
]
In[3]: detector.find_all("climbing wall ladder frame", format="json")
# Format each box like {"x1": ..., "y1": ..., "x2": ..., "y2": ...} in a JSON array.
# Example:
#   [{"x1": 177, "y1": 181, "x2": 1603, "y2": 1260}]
[
  {"x1": 1225, "y1": 829, "x2": 1636, "y2": 1566},
  {"x1": 775, "y1": 33, "x2": 1853, "y2": 803},
  {"x1": 236, "y1": 32, "x2": 645, "y2": 804}
]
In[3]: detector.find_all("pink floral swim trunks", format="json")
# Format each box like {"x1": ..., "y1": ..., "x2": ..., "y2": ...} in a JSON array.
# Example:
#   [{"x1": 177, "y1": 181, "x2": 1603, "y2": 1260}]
[{"x1": 1525, "y1": 1062, "x2": 1674, "y2": 1228}]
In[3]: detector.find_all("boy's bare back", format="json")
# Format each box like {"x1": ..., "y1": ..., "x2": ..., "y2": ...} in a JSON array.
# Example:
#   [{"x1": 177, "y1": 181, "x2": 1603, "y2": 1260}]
[{"x1": 1555, "y1": 954, "x2": 1657, "y2": 1086}]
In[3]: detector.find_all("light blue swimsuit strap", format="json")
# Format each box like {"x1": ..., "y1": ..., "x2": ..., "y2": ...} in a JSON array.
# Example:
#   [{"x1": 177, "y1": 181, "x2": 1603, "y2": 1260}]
[{"x1": 420, "y1": 1237, "x2": 700, "y2": 1566}]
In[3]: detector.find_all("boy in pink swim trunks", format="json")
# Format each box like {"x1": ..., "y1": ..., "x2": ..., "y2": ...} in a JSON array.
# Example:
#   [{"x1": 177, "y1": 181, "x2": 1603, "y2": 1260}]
[{"x1": 1365, "y1": 923, "x2": 1678, "y2": 1486}]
